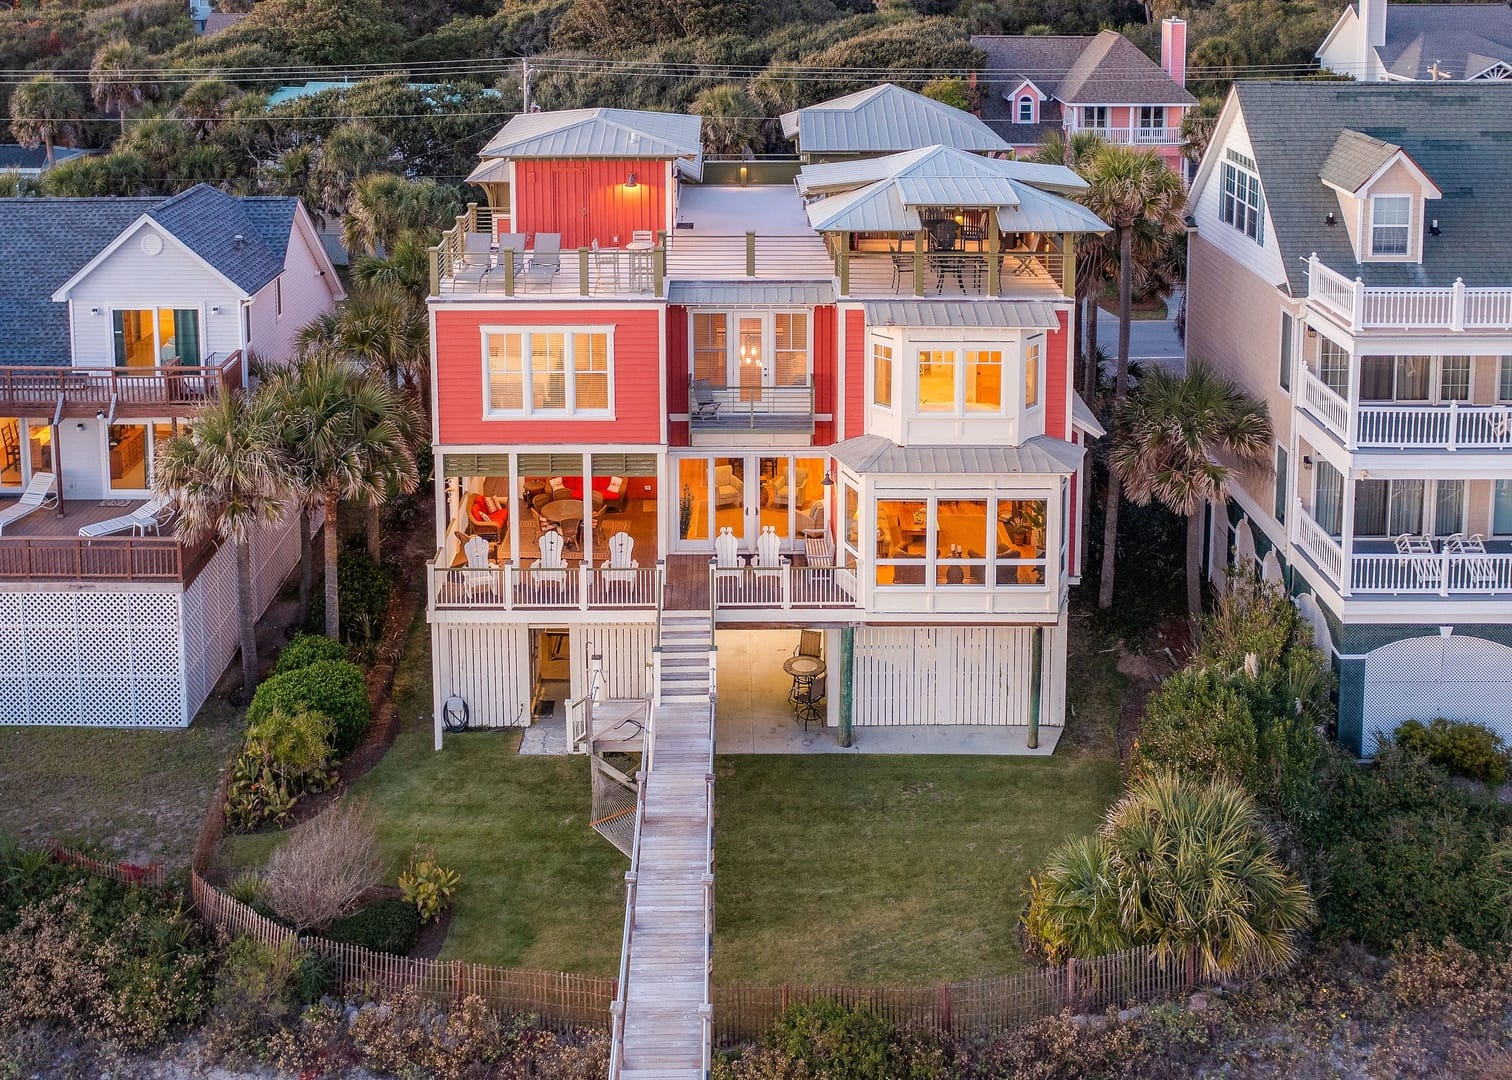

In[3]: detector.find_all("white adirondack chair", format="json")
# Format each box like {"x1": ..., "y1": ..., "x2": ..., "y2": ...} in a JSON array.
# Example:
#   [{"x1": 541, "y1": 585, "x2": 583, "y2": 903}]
[
  {"x1": 600, "y1": 530, "x2": 638, "y2": 586},
  {"x1": 754, "y1": 525, "x2": 785, "y2": 575},
  {"x1": 530, "y1": 529, "x2": 568, "y2": 596},
  {"x1": 461, "y1": 533, "x2": 496, "y2": 600},
  {"x1": 714, "y1": 526, "x2": 742, "y2": 569}
]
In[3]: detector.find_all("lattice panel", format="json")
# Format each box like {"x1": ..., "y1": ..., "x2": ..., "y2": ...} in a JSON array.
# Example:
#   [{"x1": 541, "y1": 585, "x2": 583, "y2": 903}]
[
  {"x1": 130, "y1": 592, "x2": 180, "y2": 626},
  {"x1": 183, "y1": 541, "x2": 238, "y2": 718},
  {"x1": 79, "y1": 629, "x2": 134, "y2": 677},
  {"x1": 78, "y1": 592, "x2": 131, "y2": 625},
  {"x1": 133, "y1": 623, "x2": 183, "y2": 681},
  {"x1": 27, "y1": 678, "x2": 83, "y2": 724},
  {"x1": 26, "y1": 626, "x2": 80, "y2": 677},
  {"x1": 134, "y1": 679, "x2": 183, "y2": 726},
  {"x1": 0, "y1": 679, "x2": 26, "y2": 724},
  {"x1": 0, "y1": 630, "x2": 23, "y2": 677},
  {"x1": 81, "y1": 678, "x2": 136, "y2": 725}
]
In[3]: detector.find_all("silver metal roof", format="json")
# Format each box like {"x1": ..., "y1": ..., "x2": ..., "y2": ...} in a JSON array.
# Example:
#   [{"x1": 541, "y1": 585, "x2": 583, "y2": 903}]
[
  {"x1": 780, "y1": 84, "x2": 1012, "y2": 155},
  {"x1": 478, "y1": 108, "x2": 702, "y2": 160},
  {"x1": 667, "y1": 280, "x2": 836, "y2": 305},
  {"x1": 862, "y1": 299, "x2": 1064, "y2": 329},
  {"x1": 796, "y1": 146, "x2": 1087, "y2": 197},
  {"x1": 1071, "y1": 391, "x2": 1106, "y2": 437},
  {"x1": 831, "y1": 434, "x2": 1083, "y2": 476},
  {"x1": 465, "y1": 157, "x2": 511, "y2": 184},
  {"x1": 895, "y1": 175, "x2": 1021, "y2": 209}
]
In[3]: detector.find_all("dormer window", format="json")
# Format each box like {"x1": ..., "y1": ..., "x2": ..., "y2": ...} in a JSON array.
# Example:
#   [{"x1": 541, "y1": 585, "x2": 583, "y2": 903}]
[
  {"x1": 1369, "y1": 195, "x2": 1411, "y2": 256},
  {"x1": 1018, "y1": 96, "x2": 1034, "y2": 123},
  {"x1": 1220, "y1": 149, "x2": 1265, "y2": 244}
]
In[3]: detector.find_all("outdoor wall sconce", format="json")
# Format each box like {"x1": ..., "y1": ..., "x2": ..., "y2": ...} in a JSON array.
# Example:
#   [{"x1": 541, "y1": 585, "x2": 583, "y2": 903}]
[
  {"x1": 89, "y1": 307, "x2": 101, "y2": 316},
  {"x1": 624, "y1": 172, "x2": 638, "y2": 189},
  {"x1": 1429, "y1": 219, "x2": 1441, "y2": 236},
  {"x1": 1302, "y1": 455, "x2": 1313, "y2": 470},
  {"x1": 821, "y1": 471, "x2": 834, "y2": 487},
  {"x1": 210, "y1": 305, "x2": 222, "y2": 315},
  {"x1": 1324, "y1": 211, "x2": 1338, "y2": 227}
]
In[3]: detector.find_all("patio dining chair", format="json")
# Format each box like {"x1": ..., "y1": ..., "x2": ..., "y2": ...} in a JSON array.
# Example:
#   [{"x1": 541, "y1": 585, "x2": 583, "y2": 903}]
[
  {"x1": 793, "y1": 673, "x2": 827, "y2": 730},
  {"x1": 794, "y1": 629, "x2": 823, "y2": 660}
]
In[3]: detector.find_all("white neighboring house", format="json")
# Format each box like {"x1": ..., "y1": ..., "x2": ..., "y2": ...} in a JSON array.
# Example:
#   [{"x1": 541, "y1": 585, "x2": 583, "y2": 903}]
[
  {"x1": 0, "y1": 183, "x2": 345, "y2": 727},
  {"x1": 1184, "y1": 82, "x2": 1512, "y2": 756},
  {"x1": 1317, "y1": 0, "x2": 1512, "y2": 81}
]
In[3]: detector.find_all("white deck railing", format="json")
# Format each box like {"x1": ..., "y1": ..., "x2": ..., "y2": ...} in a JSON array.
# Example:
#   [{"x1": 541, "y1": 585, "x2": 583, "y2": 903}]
[
  {"x1": 1292, "y1": 502, "x2": 1512, "y2": 596},
  {"x1": 429, "y1": 561, "x2": 661, "y2": 611},
  {"x1": 1299, "y1": 367, "x2": 1351, "y2": 440},
  {"x1": 1292, "y1": 503, "x2": 1346, "y2": 583},
  {"x1": 1306, "y1": 254, "x2": 1512, "y2": 332},
  {"x1": 710, "y1": 562, "x2": 859, "y2": 609},
  {"x1": 1299, "y1": 367, "x2": 1512, "y2": 450}
]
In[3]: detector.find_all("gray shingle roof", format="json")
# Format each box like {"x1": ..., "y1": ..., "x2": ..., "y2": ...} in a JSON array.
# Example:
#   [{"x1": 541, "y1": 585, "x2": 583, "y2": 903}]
[
  {"x1": 1230, "y1": 82, "x2": 1512, "y2": 295},
  {"x1": 779, "y1": 84, "x2": 1011, "y2": 155},
  {"x1": 973, "y1": 32, "x2": 1196, "y2": 112},
  {"x1": 0, "y1": 184, "x2": 299, "y2": 365},
  {"x1": 1374, "y1": 3, "x2": 1512, "y2": 80},
  {"x1": 831, "y1": 434, "x2": 1083, "y2": 475},
  {"x1": 1318, "y1": 129, "x2": 1403, "y2": 192}
]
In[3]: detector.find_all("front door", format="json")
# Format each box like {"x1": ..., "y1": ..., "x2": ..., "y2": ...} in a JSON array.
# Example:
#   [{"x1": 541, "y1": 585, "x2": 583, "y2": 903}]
[{"x1": 674, "y1": 454, "x2": 827, "y2": 552}]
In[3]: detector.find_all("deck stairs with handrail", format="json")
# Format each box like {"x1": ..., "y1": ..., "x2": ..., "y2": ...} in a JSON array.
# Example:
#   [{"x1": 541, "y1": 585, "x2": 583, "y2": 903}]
[{"x1": 609, "y1": 607, "x2": 718, "y2": 1079}]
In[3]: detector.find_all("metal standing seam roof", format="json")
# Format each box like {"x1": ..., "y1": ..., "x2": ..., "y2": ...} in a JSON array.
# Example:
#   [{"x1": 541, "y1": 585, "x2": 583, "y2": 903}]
[
  {"x1": 894, "y1": 175, "x2": 1022, "y2": 209},
  {"x1": 830, "y1": 434, "x2": 1084, "y2": 475},
  {"x1": 862, "y1": 299, "x2": 1064, "y2": 328},
  {"x1": 1071, "y1": 391, "x2": 1106, "y2": 437},
  {"x1": 796, "y1": 146, "x2": 1087, "y2": 198},
  {"x1": 667, "y1": 281, "x2": 836, "y2": 305},
  {"x1": 779, "y1": 83, "x2": 1012, "y2": 155},
  {"x1": 478, "y1": 108, "x2": 703, "y2": 160},
  {"x1": 1225, "y1": 82, "x2": 1512, "y2": 294}
]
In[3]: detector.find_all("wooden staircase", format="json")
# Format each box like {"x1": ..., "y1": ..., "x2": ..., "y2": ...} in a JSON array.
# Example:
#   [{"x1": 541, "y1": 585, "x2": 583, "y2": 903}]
[{"x1": 610, "y1": 610, "x2": 717, "y2": 1079}]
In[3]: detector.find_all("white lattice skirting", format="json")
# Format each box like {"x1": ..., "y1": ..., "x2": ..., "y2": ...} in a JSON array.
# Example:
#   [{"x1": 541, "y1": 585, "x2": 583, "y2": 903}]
[{"x1": 0, "y1": 510, "x2": 303, "y2": 729}]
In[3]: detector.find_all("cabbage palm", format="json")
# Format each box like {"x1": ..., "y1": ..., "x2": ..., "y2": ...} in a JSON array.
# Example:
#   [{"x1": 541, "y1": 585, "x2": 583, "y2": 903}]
[
  {"x1": 1081, "y1": 144, "x2": 1185, "y2": 609},
  {"x1": 1023, "y1": 835, "x2": 1125, "y2": 963},
  {"x1": 296, "y1": 285, "x2": 428, "y2": 402},
  {"x1": 351, "y1": 231, "x2": 431, "y2": 303},
  {"x1": 1110, "y1": 364, "x2": 1272, "y2": 617},
  {"x1": 9, "y1": 74, "x2": 84, "y2": 167},
  {"x1": 692, "y1": 83, "x2": 762, "y2": 156},
  {"x1": 89, "y1": 40, "x2": 159, "y2": 135},
  {"x1": 154, "y1": 390, "x2": 289, "y2": 698},
  {"x1": 268, "y1": 352, "x2": 419, "y2": 636},
  {"x1": 1101, "y1": 771, "x2": 1313, "y2": 979},
  {"x1": 342, "y1": 174, "x2": 460, "y2": 256},
  {"x1": 174, "y1": 77, "x2": 241, "y2": 141}
]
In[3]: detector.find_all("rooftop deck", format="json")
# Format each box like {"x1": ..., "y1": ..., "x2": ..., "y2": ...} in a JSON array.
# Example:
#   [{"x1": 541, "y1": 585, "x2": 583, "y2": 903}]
[{"x1": 0, "y1": 498, "x2": 211, "y2": 585}]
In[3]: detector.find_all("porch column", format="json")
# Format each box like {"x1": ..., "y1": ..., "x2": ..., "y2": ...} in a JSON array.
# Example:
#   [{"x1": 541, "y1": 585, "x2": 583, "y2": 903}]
[
  {"x1": 986, "y1": 209, "x2": 1000, "y2": 297},
  {"x1": 50, "y1": 413, "x2": 65, "y2": 517},
  {"x1": 508, "y1": 453, "x2": 520, "y2": 566},
  {"x1": 1059, "y1": 233, "x2": 1077, "y2": 298},
  {"x1": 838, "y1": 625, "x2": 854, "y2": 747},
  {"x1": 837, "y1": 232, "x2": 850, "y2": 297},
  {"x1": 1339, "y1": 472, "x2": 1356, "y2": 597},
  {"x1": 1345, "y1": 344, "x2": 1360, "y2": 451},
  {"x1": 912, "y1": 231, "x2": 925, "y2": 297}
]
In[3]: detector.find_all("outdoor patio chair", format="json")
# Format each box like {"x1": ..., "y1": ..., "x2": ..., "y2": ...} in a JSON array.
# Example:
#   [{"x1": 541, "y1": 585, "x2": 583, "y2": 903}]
[
  {"x1": 1395, "y1": 534, "x2": 1442, "y2": 589},
  {"x1": 754, "y1": 526, "x2": 784, "y2": 573},
  {"x1": 526, "y1": 530, "x2": 569, "y2": 598},
  {"x1": 804, "y1": 533, "x2": 835, "y2": 569},
  {"x1": 793, "y1": 673, "x2": 827, "y2": 730},
  {"x1": 691, "y1": 379, "x2": 721, "y2": 420},
  {"x1": 77, "y1": 497, "x2": 173, "y2": 539},
  {"x1": 450, "y1": 233, "x2": 493, "y2": 289},
  {"x1": 600, "y1": 530, "x2": 639, "y2": 588},
  {"x1": 460, "y1": 533, "x2": 497, "y2": 601},
  {"x1": 519, "y1": 262, "x2": 557, "y2": 292},
  {"x1": 590, "y1": 238, "x2": 618, "y2": 289},
  {"x1": 1445, "y1": 532, "x2": 1496, "y2": 587},
  {"x1": 0, "y1": 471, "x2": 56, "y2": 535},
  {"x1": 794, "y1": 629, "x2": 823, "y2": 660},
  {"x1": 529, "y1": 233, "x2": 562, "y2": 272}
]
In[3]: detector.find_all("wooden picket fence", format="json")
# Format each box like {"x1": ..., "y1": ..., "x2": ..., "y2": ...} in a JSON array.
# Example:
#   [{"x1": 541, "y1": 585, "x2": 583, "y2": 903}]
[
  {"x1": 48, "y1": 841, "x2": 165, "y2": 888},
  {"x1": 190, "y1": 872, "x2": 614, "y2": 1032}
]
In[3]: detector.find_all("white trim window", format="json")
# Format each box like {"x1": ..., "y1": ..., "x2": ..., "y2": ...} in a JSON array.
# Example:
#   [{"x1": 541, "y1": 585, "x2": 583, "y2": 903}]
[
  {"x1": 1498, "y1": 356, "x2": 1512, "y2": 402},
  {"x1": 872, "y1": 340, "x2": 893, "y2": 409},
  {"x1": 1318, "y1": 338, "x2": 1349, "y2": 397},
  {"x1": 1138, "y1": 106, "x2": 1162, "y2": 130},
  {"x1": 1023, "y1": 337, "x2": 1041, "y2": 410},
  {"x1": 687, "y1": 309, "x2": 810, "y2": 388},
  {"x1": 1220, "y1": 149, "x2": 1265, "y2": 244},
  {"x1": 483, "y1": 327, "x2": 613, "y2": 417},
  {"x1": 1081, "y1": 106, "x2": 1108, "y2": 130},
  {"x1": 1369, "y1": 195, "x2": 1411, "y2": 257},
  {"x1": 1018, "y1": 96, "x2": 1034, "y2": 123},
  {"x1": 1494, "y1": 478, "x2": 1512, "y2": 536}
]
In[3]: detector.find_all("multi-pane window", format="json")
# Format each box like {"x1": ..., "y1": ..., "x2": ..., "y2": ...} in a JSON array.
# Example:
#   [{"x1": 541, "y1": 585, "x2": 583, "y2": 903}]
[
  {"x1": 872, "y1": 342, "x2": 893, "y2": 408},
  {"x1": 1370, "y1": 195, "x2": 1411, "y2": 256},
  {"x1": 1018, "y1": 96, "x2": 1034, "y2": 123},
  {"x1": 873, "y1": 496, "x2": 1049, "y2": 588},
  {"x1": 1439, "y1": 356, "x2": 1470, "y2": 401},
  {"x1": 693, "y1": 314, "x2": 727, "y2": 386},
  {"x1": 1494, "y1": 479, "x2": 1512, "y2": 536},
  {"x1": 1082, "y1": 106, "x2": 1108, "y2": 129},
  {"x1": 1278, "y1": 312, "x2": 1294, "y2": 391},
  {"x1": 1220, "y1": 150, "x2": 1265, "y2": 244},
  {"x1": 1318, "y1": 339, "x2": 1349, "y2": 397},
  {"x1": 483, "y1": 328, "x2": 612, "y2": 416},
  {"x1": 774, "y1": 313, "x2": 808, "y2": 386},
  {"x1": 1354, "y1": 478, "x2": 1425, "y2": 537},
  {"x1": 917, "y1": 350, "x2": 956, "y2": 412},
  {"x1": 1024, "y1": 339, "x2": 1041, "y2": 409},
  {"x1": 1138, "y1": 106, "x2": 1162, "y2": 129},
  {"x1": 107, "y1": 422, "x2": 175, "y2": 491},
  {"x1": 1500, "y1": 357, "x2": 1512, "y2": 402},
  {"x1": 1359, "y1": 355, "x2": 1464, "y2": 402},
  {"x1": 1274, "y1": 444, "x2": 1289, "y2": 523},
  {"x1": 112, "y1": 308, "x2": 201, "y2": 367},
  {"x1": 966, "y1": 350, "x2": 1003, "y2": 411}
]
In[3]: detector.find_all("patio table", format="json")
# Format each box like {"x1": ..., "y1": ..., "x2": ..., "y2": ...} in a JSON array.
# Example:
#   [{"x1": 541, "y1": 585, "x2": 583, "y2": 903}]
[{"x1": 783, "y1": 655, "x2": 826, "y2": 679}]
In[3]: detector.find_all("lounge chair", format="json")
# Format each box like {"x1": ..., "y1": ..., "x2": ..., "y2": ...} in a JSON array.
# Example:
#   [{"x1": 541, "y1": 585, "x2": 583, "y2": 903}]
[
  {"x1": 449, "y1": 233, "x2": 493, "y2": 289},
  {"x1": 0, "y1": 471, "x2": 57, "y2": 535},
  {"x1": 691, "y1": 379, "x2": 721, "y2": 421},
  {"x1": 529, "y1": 233, "x2": 562, "y2": 272},
  {"x1": 78, "y1": 497, "x2": 173, "y2": 539}
]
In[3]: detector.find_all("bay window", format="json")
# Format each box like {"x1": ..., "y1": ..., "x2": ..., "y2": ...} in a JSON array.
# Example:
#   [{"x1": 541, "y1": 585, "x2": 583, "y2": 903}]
[
  {"x1": 873, "y1": 342, "x2": 893, "y2": 408},
  {"x1": 874, "y1": 495, "x2": 1049, "y2": 588},
  {"x1": 966, "y1": 349, "x2": 1002, "y2": 411},
  {"x1": 917, "y1": 350, "x2": 956, "y2": 412},
  {"x1": 1024, "y1": 337, "x2": 1041, "y2": 409},
  {"x1": 483, "y1": 327, "x2": 613, "y2": 417}
]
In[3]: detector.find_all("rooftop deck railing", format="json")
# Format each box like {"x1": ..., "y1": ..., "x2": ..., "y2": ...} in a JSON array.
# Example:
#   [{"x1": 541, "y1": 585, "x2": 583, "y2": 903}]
[
  {"x1": 840, "y1": 249, "x2": 1067, "y2": 299},
  {"x1": 0, "y1": 352, "x2": 243, "y2": 417},
  {"x1": 1307, "y1": 254, "x2": 1512, "y2": 332}
]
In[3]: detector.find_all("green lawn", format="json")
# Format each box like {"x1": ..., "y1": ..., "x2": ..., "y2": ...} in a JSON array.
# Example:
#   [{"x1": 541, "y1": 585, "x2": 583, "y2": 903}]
[{"x1": 0, "y1": 699, "x2": 242, "y2": 867}]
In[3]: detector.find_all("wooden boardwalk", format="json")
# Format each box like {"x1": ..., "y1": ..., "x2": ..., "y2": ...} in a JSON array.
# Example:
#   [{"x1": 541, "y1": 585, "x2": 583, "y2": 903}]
[{"x1": 612, "y1": 610, "x2": 716, "y2": 1079}]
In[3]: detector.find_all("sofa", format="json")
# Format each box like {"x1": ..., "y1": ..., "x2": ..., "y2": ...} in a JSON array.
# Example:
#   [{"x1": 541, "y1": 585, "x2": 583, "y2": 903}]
[
  {"x1": 465, "y1": 491, "x2": 508, "y2": 540},
  {"x1": 551, "y1": 474, "x2": 629, "y2": 512}
]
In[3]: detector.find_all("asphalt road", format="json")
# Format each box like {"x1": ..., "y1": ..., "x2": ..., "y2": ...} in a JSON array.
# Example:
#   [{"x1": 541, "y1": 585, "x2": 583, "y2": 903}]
[{"x1": 1090, "y1": 289, "x2": 1186, "y2": 374}]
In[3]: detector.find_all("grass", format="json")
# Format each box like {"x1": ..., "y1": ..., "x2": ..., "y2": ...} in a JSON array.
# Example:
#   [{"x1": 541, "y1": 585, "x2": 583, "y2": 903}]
[{"x1": 0, "y1": 697, "x2": 242, "y2": 868}]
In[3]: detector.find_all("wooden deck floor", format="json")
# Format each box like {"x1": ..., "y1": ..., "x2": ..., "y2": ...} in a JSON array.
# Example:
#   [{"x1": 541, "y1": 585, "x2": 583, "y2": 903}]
[{"x1": 0, "y1": 497, "x2": 147, "y2": 538}]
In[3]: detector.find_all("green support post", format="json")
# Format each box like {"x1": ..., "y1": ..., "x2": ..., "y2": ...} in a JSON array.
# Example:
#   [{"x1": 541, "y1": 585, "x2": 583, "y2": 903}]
[
  {"x1": 1027, "y1": 626, "x2": 1043, "y2": 749},
  {"x1": 839, "y1": 626, "x2": 854, "y2": 747}
]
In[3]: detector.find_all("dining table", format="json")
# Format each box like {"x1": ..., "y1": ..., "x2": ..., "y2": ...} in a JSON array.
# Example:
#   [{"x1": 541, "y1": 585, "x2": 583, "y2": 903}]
[{"x1": 782, "y1": 655, "x2": 826, "y2": 679}]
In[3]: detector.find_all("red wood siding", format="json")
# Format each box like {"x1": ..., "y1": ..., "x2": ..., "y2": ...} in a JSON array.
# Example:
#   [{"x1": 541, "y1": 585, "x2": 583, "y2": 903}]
[
  {"x1": 433, "y1": 307, "x2": 663, "y2": 446},
  {"x1": 514, "y1": 159, "x2": 668, "y2": 250},
  {"x1": 843, "y1": 308, "x2": 866, "y2": 440},
  {"x1": 1045, "y1": 310, "x2": 1069, "y2": 441},
  {"x1": 666, "y1": 305, "x2": 690, "y2": 447},
  {"x1": 812, "y1": 304, "x2": 837, "y2": 447}
]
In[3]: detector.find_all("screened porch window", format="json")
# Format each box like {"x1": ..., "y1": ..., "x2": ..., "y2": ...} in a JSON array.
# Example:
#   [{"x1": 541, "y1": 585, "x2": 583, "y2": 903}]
[
  {"x1": 112, "y1": 308, "x2": 200, "y2": 367},
  {"x1": 873, "y1": 495, "x2": 1048, "y2": 587}
]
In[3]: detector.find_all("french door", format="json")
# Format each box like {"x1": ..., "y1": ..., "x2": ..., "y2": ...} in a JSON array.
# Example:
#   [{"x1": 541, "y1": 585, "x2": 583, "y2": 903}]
[{"x1": 674, "y1": 454, "x2": 827, "y2": 551}]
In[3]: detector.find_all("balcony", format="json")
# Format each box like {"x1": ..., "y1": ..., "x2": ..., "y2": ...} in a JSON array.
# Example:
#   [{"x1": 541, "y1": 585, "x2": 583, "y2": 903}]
[
  {"x1": 1298, "y1": 367, "x2": 1512, "y2": 451},
  {"x1": 1067, "y1": 124, "x2": 1180, "y2": 146},
  {"x1": 1292, "y1": 502, "x2": 1512, "y2": 597},
  {"x1": 0, "y1": 352, "x2": 243, "y2": 419},
  {"x1": 0, "y1": 498, "x2": 212, "y2": 585},
  {"x1": 840, "y1": 249, "x2": 1067, "y2": 300},
  {"x1": 429, "y1": 560, "x2": 662, "y2": 612},
  {"x1": 1306, "y1": 255, "x2": 1512, "y2": 332},
  {"x1": 688, "y1": 379, "x2": 815, "y2": 441}
]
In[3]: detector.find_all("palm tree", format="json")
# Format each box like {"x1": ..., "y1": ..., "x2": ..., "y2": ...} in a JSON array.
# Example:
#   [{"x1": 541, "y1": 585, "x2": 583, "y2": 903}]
[
  {"x1": 351, "y1": 231, "x2": 431, "y2": 303},
  {"x1": 1179, "y1": 96, "x2": 1223, "y2": 169},
  {"x1": 1080, "y1": 144, "x2": 1185, "y2": 609},
  {"x1": 1023, "y1": 835, "x2": 1125, "y2": 963},
  {"x1": 90, "y1": 41, "x2": 160, "y2": 135},
  {"x1": 342, "y1": 174, "x2": 460, "y2": 257},
  {"x1": 154, "y1": 390, "x2": 289, "y2": 699},
  {"x1": 174, "y1": 77, "x2": 242, "y2": 141},
  {"x1": 268, "y1": 352, "x2": 419, "y2": 637},
  {"x1": 692, "y1": 84, "x2": 762, "y2": 157},
  {"x1": 296, "y1": 285, "x2": 427, "y2": 400},
  {"x1": 1110, "y1": 364, "x2": 1273, "y2": 618},
  {"x1": 1030, "y1": 130, "x2": 1108, "y2": 392},
  {"x1": 313, "y1": 121, "x2": 394, "y2": 221},
  {"x1": 1101, "y1": 771, "x2": 1313, "y2": 979},
  {"x1": 9, "y1": 74, "x2": 84, "y2": 168}
]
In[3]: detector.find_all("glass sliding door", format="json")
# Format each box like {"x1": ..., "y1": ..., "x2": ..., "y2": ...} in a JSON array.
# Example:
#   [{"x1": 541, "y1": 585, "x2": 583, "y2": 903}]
[{"x1": 676, "y1": 454, "x2": 828, "y2": 552}]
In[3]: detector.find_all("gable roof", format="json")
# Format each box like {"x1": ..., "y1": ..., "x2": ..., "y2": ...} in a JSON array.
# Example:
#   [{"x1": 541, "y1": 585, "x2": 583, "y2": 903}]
[
  {"x1": 973, "y1": 31, "x2": 1197, "y2": 113},
  {"x1": 1221, "y1": 82, "x2": 1512, "y2": 294},
  {"x1": 779, "y1": 83, "x2": 1011, "y2": 155},
  {"x1": 479, "y1": 108, "x2": 702, "y2": 160},
  {"x1": 1372, "y1": 3, "x2": 1512, "y2": 80},
  {"x1": 0, "y1": 185, "x2": 302, "y2": 365},
  {"x1": 1318, "y1": 128, "x2": 1404, "y2": 191},
  {"x1": 798, "y1": 145, "x2": 1105, "y2": 235}
]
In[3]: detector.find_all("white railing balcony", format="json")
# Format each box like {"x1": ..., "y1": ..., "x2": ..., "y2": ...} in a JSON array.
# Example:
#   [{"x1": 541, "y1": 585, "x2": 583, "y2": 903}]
[
  {"x1": 428, "y1": 560, "x2": 662, "y2": 611},
  {"x1": 1290, "y1": 503, "x2": 1512, "y2": 596},
  {"x1": 1089, "y1": 125, "x2": 1181, "y2": 145},
  {"x1": 1306, "y1": 254, "x2": 1512, "y2": 332},
  {"x1": 710, "y1": 561, "x2": 859, "y2": 609},
  {"x1": 1298, "y1": 366, "x2": 1512, "y2": 450}
]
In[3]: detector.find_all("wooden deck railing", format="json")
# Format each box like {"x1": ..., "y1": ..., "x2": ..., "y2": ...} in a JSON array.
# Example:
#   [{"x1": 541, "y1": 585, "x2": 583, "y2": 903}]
[
  {"x1": 0, "y1": 352, "x2": 242, "y2": 416},
  {"x1": 0, "y1": 535, "x2": 190, "y2": 581}
]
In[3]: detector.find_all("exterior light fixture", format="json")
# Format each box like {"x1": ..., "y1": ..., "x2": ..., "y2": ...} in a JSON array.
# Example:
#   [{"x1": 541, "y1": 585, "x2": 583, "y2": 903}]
[
  {"x1": 625, "y1": 172, "x2": 638, "y2": 189},
  {"x1": 1429, "y1": 219, "x2": 1441, "y2": 236},
  {"x1": 821, "y1": 471, "x2": 834, "y2": 487},
  {"x1": 1302, "y1": 455, "x2": 1313, "y2": 470},
  {"x1": 1324, "y1": 211, "x2": 1337, "y2": 227}
]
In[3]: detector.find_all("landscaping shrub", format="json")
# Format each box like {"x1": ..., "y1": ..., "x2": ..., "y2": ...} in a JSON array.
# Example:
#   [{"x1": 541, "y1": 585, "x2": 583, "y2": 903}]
[
  {"x1": 1135, "y1": 668, "x2": 1261, "y2": 791},
  {"x1": 263, "y1": 798, "x2": 383, "y2": 931},
  {"x1": 756, "y1": 997, "x2": 950, "y2": 1080},
  {"x1": 397, "y1": 847, "x2": 460, "y2": 924},
  {"x1": 1025, "y1": 772, "x2": 1313, "y2": 977},
  {"x1": 327, "y1": 898, "x2": 421, "y2": 955},
  {"x1": 305, "y1": 548, "x2": 396, "y2": 646},
  {"x1": 275, "y1": 632, "x2": 349, "y2": 675},
  {"x1": 1296, "y1": 745, "x2": 1512, "y2": 952},
  {"x1": 1022, "y1": 835, "x2": 1125, "y2": 964},
  {"x1": 1394, "y1": 717, "x2": 1511, "y2": 786},
  {"x1": 206, "y1": 936, "x2": 319, "y2": 1053},
  {"x1": 224, "y1": 706, "x2": 337, "y2": 829},
  {"x1": 246, "y1": 659, "x2": 371, "y2": 757}
]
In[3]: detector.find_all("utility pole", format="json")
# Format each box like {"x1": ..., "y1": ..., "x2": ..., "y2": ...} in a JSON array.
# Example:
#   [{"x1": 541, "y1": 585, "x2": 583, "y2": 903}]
[{"x1": 521, "y1": 59, "x2": 531, "y2": 113}]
